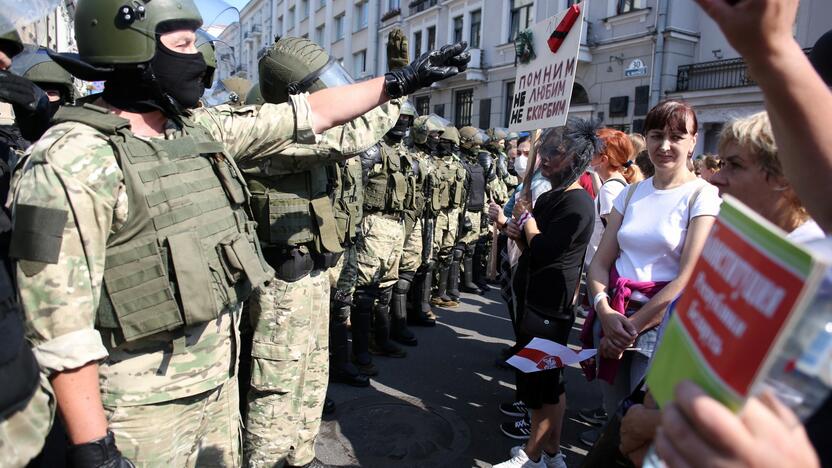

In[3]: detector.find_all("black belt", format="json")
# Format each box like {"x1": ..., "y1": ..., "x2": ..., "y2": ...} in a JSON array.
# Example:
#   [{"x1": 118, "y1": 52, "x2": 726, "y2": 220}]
[{"x1": 261, "y1": 246, "x2": 342, "y2": 282}]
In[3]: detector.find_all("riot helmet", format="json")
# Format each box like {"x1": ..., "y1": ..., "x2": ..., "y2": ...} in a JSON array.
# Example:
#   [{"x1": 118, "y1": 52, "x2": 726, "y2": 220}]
[
  {"x1": 195, "y1": 28, "x2": 216, "y2": 89},
  {"x1": 438, "y1": 124, "x2": 459, "y2": 156},
  {"x1": 459, "y1": 126, "x2": 480, "y2": 150},
  {"x1": 0, "y1": 30, "x2": 22, "y2": 62},
  {"x1": 259, "y1": 36, "x2": 355, "y2": 104},
  {"x1": 10, "y1": 45, "x2": 76, "y2": 104},
  {"x1": 412, "y1": 114, "x2": 445, "y2": 145},
  {"x1": 386, "y1": 99, "x2": 416, "y2": 143},
  {"x1": 244, "y1": 82, "x2": 265, "y2": 106}
]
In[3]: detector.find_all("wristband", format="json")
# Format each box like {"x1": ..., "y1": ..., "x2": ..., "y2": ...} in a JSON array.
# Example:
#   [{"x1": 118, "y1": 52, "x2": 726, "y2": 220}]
[{"x1": 592, "y1": 292, "x2": 609, "y2": 309}]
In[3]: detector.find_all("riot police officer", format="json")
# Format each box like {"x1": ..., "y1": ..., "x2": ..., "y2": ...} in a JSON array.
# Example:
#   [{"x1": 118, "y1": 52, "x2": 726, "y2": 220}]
[{"x1": 457, "y1": 126, "x2": 489, "y2": 295}]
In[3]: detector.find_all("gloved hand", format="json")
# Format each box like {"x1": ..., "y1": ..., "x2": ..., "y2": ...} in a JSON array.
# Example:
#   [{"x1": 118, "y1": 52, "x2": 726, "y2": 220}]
[
  {"x1": 0, "y1": 70, "x2": 51, "y2": 141},
  {"x1": 68, "y1": 431, "x2": 135, "y2": 468},
  {"x1": 384, "y1": 42, "x2": 471, "y2": 98},
  {"x1": 387, "y1": 29, "x2": 409, "y2": 70}
]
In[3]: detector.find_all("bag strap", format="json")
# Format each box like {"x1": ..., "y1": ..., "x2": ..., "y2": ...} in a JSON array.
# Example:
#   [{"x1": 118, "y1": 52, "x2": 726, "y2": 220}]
[
  {"x1": 621, "y1": 180, "x2": 641, "y2": 218},
  {"x1": 597, "y1": 177, "x2": 628, "y2": 218}
]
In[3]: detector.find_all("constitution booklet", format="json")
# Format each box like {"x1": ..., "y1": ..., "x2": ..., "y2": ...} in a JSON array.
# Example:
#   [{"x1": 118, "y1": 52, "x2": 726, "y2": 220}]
[{"x1": 648, "y1": 195, "x2": 832, "y2": 413}]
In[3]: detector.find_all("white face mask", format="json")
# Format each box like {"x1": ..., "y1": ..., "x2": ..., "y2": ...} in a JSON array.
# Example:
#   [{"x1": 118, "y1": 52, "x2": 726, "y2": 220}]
[{"x1": 514, "y1": 155, "x2": 529, "y2": 178}]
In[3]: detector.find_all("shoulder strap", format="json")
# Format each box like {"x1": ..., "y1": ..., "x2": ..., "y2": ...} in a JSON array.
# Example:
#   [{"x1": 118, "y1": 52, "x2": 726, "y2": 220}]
[
  {"x1": 686, "y1": 180, "x2": 709, "y2": 227},
  {"x1": 622, "y1": 180, "x2": 641, "y2": 217},
  {"x1": 51, "y1": 103, "x2": 130, "y2": 135},
  {"x1": 603, "y1": 178, "x2": 627, "y2": 188}
]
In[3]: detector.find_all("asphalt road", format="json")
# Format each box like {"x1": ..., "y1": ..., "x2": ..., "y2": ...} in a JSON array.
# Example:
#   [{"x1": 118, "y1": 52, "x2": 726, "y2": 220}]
[{"x1": 317, "y1": 287, "x2": 603, "y2": 468}]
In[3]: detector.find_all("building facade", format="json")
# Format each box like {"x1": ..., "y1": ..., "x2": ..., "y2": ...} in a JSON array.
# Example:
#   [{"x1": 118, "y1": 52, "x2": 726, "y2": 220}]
[{"x1": 217, "y1": 0, "x2": 831, "y2": 155}]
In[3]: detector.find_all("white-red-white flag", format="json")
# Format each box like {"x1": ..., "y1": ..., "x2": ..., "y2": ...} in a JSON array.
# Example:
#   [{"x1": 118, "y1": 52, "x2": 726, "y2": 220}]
[{"x1": 507, "y1": 338, "x2": 596, "y2": 373}]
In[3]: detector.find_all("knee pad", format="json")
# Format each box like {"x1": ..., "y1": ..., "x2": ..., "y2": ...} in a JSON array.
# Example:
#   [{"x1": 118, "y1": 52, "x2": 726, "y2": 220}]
[
  {"x1": 398, "y1": 270, "x2": 416, "y2": 283},
  {"x1": 452, "y1": 246, "x2": 465, "y2": 261}
]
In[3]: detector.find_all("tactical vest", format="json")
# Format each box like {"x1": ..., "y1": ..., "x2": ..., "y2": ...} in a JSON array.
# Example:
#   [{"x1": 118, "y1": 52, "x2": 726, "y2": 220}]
[
  {"x1": 400, "y1": 146, "x2": 425, "y2": 236},
  {"x1": 464, "y1": 157, "x2": 486, "y2": 212},
  {"x1": 0, "y1": 214, "x2": 39, "y2": 420},
  {"x1": 363, "y1": 141, "x2": 408, "y2": 214},
  {"x1": 435, "y1": 156, "x2": 466, "y2": 210},
  {"x1": 245, "y1": 166, "x2": 343, "y2": 256},
  {"x1": 52, "y1": 104, "x2": 272, "y2": 343},
  {"x1": 334, "y1": 157, "x2": 363, "y2": 245}
]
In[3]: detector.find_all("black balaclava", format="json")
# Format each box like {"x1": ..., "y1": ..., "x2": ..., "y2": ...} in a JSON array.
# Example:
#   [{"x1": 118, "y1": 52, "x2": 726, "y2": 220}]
[
  {"x1": 102, "y1": 39, "x2": 206, "y2": 115},
  {"x1": 425, "y1": 135, "x2": 439, "y2": 153},
  {"x1": 151, "y1": 41, "x2": 207, "y2": 109},
  {"x1": 437, "y1": 140, "x2": 454, "y2": 156}
]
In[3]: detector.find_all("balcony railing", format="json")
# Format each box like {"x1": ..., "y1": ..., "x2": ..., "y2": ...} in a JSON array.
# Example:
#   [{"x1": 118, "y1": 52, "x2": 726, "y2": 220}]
[
  {"x1": 676, "y1": 48, "x2": 811, "y2": 92},
  {"x1": 408, "y1": 0, "x2": 437, "y2": 14}
]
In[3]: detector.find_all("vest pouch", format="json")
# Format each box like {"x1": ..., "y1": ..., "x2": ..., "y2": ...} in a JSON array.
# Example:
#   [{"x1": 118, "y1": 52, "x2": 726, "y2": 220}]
[
  {"x1": 451, "y1": 167, "x2": 467, "y2": 208},
  {"x1": 363, "y1": 173, "x2": 387, "y2": 211},
  {"x1": 100, "y1": 239, "x2": 183, "y2": 342},
  {"x1": 389, "y1": 172, "x2": 408, "y2": 211},
  {"x1": 268, "y1": 193, "x2": 315, "y2": 246},
  {"x1": 309, "y1": 196, "x2": 344, "y2": 255},
  {"x1": 167, "y1": 230, "x2": 221, "y2": 326},
  {"x1": 333, "y1": 198, "x2": 351, "y2": 245},
  {"x1": 211, "y1": 154, "x2": 247, "y2": 205},
  {"x1": 218, "y1": 230, "x2": 274, "y2": 289}
]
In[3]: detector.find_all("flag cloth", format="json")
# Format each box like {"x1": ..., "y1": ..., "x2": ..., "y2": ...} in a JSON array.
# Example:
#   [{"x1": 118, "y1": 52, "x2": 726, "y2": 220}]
[{"x1": 508, "y1": 338, "x2": 596, "y2": 373}]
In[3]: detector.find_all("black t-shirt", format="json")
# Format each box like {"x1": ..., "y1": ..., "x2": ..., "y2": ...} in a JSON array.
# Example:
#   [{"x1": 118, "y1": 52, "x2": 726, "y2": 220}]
[{"x1": 518, "y1": 188, "x2": 595, "y2": 320}]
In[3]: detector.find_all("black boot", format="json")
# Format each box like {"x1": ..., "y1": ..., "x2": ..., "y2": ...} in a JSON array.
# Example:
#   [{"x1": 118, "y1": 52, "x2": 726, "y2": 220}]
[
  {"x1": 473, "y1": 239, "x2": 490, "y2": 293},
  {"x1": 410, "y1": 266, "x2": 436, "y2": 326},
  {"x1": 431, "y1": 264, "x2": 458, "y2": 307},
  {"x1": 369, "y1": 287, "x2": 407, "y2": 358},
  {"x1": 390, "y1": 273, "x2": 418, "y2": 346},
  {"x1": 352, "y1": 289, "x2": 379, "y2": 376},
  {"x1": 447, "y1": 247, "x2": 462, "y2": 302},
  {"x1": 329, "y1": 299, "x2": 370, "y2": 387},
  {"x1": 460, "y1": 246, "x2": 480, "y2": 293}
]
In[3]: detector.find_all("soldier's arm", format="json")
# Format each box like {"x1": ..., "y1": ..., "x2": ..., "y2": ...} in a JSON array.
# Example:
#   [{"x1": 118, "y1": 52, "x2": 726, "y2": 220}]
[
  {"x1": 10, "y1": 125, "x2": 121, "y2": 443},
  {"x1": 197, "y1": 95, "x2": 403, "y2": 172}
]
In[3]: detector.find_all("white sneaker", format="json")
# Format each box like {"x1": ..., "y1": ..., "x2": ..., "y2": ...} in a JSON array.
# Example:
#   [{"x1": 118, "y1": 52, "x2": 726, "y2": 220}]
[
  {"x1": 494, "y1": 447, "x2": 546, "y2": 468},
  {"x1": 508, "y1": 446, "x2": 567, "y2": 468}
]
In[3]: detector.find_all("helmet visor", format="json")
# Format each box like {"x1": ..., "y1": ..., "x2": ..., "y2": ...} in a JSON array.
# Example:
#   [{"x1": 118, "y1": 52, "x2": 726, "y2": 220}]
[
  {"x1": 287, "y1": 58, "x2": 355, "y2": 94},
  {"x1": 0, "y1": 0, "x2": 61, "y2": 35}
]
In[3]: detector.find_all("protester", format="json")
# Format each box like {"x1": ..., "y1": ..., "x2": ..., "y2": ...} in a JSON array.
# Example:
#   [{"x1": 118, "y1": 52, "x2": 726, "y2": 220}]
[
  {"x1": 695, "y1": 154, "x2": 721, "y2": 182},
  {"x1": 584, "y1": 100, "x2": 721, "y2": 422},
  {"x1": 494, "y1": 120, "x2": 599, "y2": 468}
]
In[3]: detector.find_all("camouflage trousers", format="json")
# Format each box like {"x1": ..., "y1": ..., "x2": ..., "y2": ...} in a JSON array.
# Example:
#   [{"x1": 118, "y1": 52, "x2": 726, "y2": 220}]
[
  {"x1": 244, "y1": 270, "x2": 330, "y2": 467},
  {"x1": 353, "y1": 213, "x2": 405, "y2": 289},
  {"x1": 399, "y1": 216, "x2": 424, "y2": 272},
  {"x1": 458, "y1": 210, "x2": 482, "y2": 245},
  {"x1": 105, "y1": 376, "x2": 241, "y2": 467},
  {"x1": 0, "y1": 375, "x2": 54, "y2": 468},
  {"x1": 434, "y1": 207, "x2": 462, "y2": 266}
]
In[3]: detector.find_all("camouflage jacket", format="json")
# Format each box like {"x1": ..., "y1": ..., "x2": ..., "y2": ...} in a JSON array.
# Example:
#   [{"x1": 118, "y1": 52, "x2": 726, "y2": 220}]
[{"x1": 10, "y1": 94, "x2": 401, "y2": 406}]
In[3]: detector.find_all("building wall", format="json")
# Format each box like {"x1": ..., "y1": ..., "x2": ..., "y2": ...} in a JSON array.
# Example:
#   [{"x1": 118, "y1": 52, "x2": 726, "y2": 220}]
[{"x1": 219, "y1": 0, "x2": 830, "y2": 144}]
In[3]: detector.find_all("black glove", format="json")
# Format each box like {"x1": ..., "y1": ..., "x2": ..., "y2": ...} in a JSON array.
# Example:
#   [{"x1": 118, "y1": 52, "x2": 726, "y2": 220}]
[
  {"x1": 0, "y1": 70, "x2": 51, "y2": 141},
  {"x1": 384, "y1": 42, "x2": 471, "y2": 98},
  {"x1": 68, "y1": 431, "x2": 135, "y2": 468}
]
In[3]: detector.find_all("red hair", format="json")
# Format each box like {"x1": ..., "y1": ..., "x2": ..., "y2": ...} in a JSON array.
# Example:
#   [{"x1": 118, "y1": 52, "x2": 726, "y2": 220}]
[{"x1": 597, "y1": 128, "x2": 641, "y2": 183}]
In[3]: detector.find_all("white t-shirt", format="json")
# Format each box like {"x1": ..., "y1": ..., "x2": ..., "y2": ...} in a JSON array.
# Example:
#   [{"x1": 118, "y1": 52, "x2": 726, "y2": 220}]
[
  {"x1": 585, "y1": 177, "x2": 628, "y2": 267},
  {"x1": 613, "y1": 177, "x2": 721, "y2": 282},
  {"x1": 786, "y1": 219, "x2": 825, "y2": 244}
]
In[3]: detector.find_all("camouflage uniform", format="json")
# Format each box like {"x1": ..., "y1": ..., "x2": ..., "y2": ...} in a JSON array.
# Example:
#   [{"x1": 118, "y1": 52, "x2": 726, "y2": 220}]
[
  {"x1": 0, "y1": 375, "x2": 54, "y2": 468},
  {"x1": 431, "y1": 129, "x2": 467, "y2": 306},
  {"x1": 10, "y1": 94, "x2": 400, "y2": 467}
]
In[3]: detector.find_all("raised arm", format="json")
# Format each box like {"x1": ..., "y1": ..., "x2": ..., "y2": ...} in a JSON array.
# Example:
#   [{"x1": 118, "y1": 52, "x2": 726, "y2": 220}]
[{"x1": 695, "y1": 0, "x2": 832, "y2": 231}]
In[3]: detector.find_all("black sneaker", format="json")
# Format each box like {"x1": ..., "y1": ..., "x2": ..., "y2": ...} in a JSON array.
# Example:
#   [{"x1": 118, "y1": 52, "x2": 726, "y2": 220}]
[
  {"x1": 579, "y1": 427, "x2": 601, "y2": 447},
  {"x1": 500, "y1": 416, "x2": 532, "y2": 440},
  {"x1": 578, "y1": 407, "x2": 608, "y2": 426},
  {"x1": 499, "y1": 401, "x2": 528, "y2": 418}
]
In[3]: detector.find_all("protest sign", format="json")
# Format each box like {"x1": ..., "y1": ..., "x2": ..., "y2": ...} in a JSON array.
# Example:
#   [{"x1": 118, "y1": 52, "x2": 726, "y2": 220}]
[
  {"x1": 648, "y1": 196, "x2": 832, "y2": 412},
  {"x1": 508, "y1": 3, "x2": 585, "y2": 132},
  {"x1": 508, "y1": 338, "x2": 596, "y2": 373}
]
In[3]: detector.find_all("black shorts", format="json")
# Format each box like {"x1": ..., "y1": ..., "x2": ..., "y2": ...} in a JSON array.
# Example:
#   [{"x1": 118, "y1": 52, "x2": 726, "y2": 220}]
[{"x1": 515, "y1": 314, "x2": 574, "y2": 409}]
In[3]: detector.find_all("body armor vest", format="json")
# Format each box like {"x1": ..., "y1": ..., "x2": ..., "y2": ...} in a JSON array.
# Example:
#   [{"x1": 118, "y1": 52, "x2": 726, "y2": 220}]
[
  {"x1": 401, "y1": 146, "x2": 425, "y2": 236},
  {"x1": 463, "y1": 154, "x2": 486, "y2": 212},
  {"x1": 245, "y1": 165, "x2": 343, "y2": 256},
  {"x1": 434, "y1": 155, "x2": 466, "y2": 210},
  {"x1": 334, "y1": 157, "x2": 363, "y2": 245},
  {"x1": 363, "y1": 141, "x2": 408, "y2": 214},
  {"x1": 0, "y1": 213, "x2": 39, "y2": 420},
  {"x1": 52, "y1": 104, "x2": 272, "y2": 343}
]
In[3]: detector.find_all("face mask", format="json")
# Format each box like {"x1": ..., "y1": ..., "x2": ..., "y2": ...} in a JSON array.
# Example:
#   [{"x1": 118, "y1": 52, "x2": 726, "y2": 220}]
[
  {"x1": 386, "y1": 117, "x2": 409, "y2": 143},
  {"x1": 437, "y1": 141, "x2": 454, "y2": 155},
  {"x1": 425, "y1": 138, "x2": 439, "y2": 152},
  {"x1": 514, "y1": 155, "x2": 529, "y2": 178},
  {"x1": 151, "y1": 41, "x2": 207, "y2": 109}
]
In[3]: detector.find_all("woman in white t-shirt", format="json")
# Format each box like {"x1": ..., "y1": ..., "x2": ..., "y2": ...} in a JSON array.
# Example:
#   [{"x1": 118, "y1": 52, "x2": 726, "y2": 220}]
[
  {"x1": 585, "y1": 128, "x2": 644, "y2": 268},
  {"x1": 585, "y1": 100, "x2": 722, "y2": 416}
]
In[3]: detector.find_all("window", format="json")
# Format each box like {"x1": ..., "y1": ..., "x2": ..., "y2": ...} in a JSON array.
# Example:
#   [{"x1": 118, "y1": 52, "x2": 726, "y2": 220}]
[
  {"x1": 509, "y1": 0, "x2": 533, "y2": 43},
  {"x1": 277, "y1": 15, "x2": 283, "y2": 35},
  {"x1": 411, "y1": 0, "x2": 438, "y2": 13},
  {"x1": 353, "y1": 50, "x2": 367, "y2": 77},
  {"x1": 413, "y1": 30, "x2": 422, "y2": 58},
  {"x1": 455, "y1": 88, "x2": 474, "y2": 127},
  {"x1": 315, "y1": 25, "x2": 325, "y2": 45},
  {"x1": 617, "y1": 0, "x2": 638, "y2": 14},
  {"x1": 288, "y1": 6, "x2": 295, "y2": 27},
  {"x1": 415, "y1": 95, "x2": 430, "y2": 116},
  {"x1": 355, "y1": 0, "x2": 368, "y2": 31},
  {"x1": 504, "y1": 81, "x2": 515, "y2": 127},
  {"x1": 452, "y1": 16, "x2": 463, "y2": 44},
  {"x1": 427, "y1": 26, "x2": 436, "y2": 52},
  {"x1": 320, "y1": 0, "x2": 327, "y2": 8},
  {"x1": 388, "y1": 0, "x2": 400, "y2": 11},
  {"x1": 334, "y1": 14, "x2": 345, "y2": 40},
  {"x1": 301, "y1": 0, "x2": 309, "y2": 19},
  {"x1": 470, "y1": 10, "x2": 481, "y2": 49}
]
